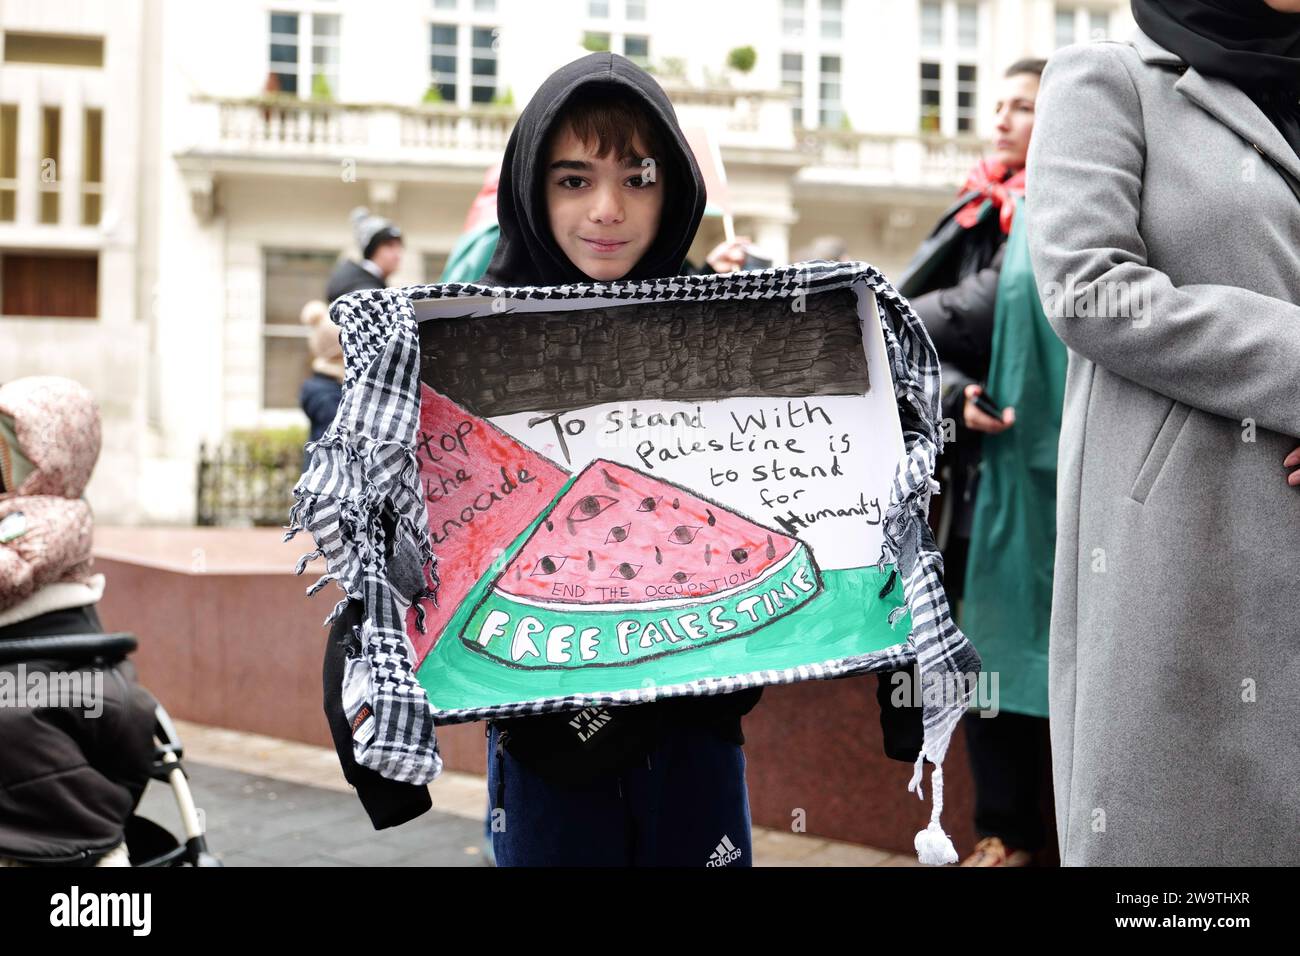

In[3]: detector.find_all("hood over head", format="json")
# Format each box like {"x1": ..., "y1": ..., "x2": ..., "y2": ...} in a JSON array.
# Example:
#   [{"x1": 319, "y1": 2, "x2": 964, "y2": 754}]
[
  {"x1": 0, "y1": 376, "x2": 101, "y2": 499},
  {"x1": 482, "y1": 52, "x2": 705, "y2": 287}
]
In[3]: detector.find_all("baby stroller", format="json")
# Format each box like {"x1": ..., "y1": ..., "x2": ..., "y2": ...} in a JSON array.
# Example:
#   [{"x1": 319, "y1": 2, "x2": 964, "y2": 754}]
[{"x1": 0, "y1": 631, "x2": 222, "y2": 867}]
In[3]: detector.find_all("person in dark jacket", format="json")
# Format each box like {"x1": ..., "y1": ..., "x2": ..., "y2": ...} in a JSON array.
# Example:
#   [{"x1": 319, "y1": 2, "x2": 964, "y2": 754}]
[
  {"x1": 324, "y1": 207, "x2": 404, "y2": 302},
  {"x1": 322, "y1": 53, "x2": 762, "y2": 866},
  {"x1": 892, "y1": 58, "x2": 1051, "y2": 867},
  {"x1": 0, "y1": 377, "x2": 157, "y2": 867},
  {"x1": 298, "y1": 299, "x2": 345, "y2": 472}
]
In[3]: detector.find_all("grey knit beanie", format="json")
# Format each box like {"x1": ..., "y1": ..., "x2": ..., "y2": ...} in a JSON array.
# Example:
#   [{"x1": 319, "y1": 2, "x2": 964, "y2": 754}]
[{"x1": 350, "y1": 207, "x2": 402, "y2": 260}]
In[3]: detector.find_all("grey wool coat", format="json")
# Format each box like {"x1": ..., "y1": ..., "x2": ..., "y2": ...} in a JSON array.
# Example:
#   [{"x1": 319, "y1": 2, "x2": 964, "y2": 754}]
[{"x1": 1026, "y1": 30, "x2": 1300, "y2": 866}]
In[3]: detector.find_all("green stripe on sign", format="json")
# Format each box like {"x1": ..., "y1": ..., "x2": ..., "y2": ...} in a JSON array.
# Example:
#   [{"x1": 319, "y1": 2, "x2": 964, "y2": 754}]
[{"x1": 462, "y1": 544, "x2": 821, "y2": 669}]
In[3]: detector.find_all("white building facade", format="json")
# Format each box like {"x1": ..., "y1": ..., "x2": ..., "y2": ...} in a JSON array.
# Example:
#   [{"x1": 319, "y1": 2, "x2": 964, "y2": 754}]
[{"x1": 0, "y1": 0, "x2": 1132, "y2": 524}]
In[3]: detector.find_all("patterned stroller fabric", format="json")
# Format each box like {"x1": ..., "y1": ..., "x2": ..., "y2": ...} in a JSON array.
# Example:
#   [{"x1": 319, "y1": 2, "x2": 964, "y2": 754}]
[{"x1": 287, "y1": 260, "x2": 981, "y2": 863}]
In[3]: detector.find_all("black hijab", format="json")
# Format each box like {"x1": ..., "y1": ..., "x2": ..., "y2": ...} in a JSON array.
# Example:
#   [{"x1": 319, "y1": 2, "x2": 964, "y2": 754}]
[
  {"x1": 1131, "y1": 1, "x2": 1300, "y2": 157},
  {"x1": 482, "y1": 53, "x2": 705, "y2": 288}
]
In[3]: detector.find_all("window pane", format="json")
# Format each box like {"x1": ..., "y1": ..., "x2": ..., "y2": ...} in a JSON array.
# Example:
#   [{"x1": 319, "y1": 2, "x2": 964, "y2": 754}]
[
  {"x1": 2, "y1": 32, "x2": 104, "y2": 67},
  {"x1": 626, "y1": 0, "x2": 646, "y2": 20},
  {"x1": 431, "y1": 54, "x2": 456, "y2": 74},
  {"x1": 41, "y1": 106, "x2": 60, "y2": 165},
  {"x1": 1055, "y1": 8, "x2": 1075, "y2": 48},
  {"x1": 312, "y1": 14, "x2": 339, "y2": 38},
  {"x1": 920, "y1": 1, "x2": 942, "y2": 46},
  {"x1": 433, "y1": 0, "x2": 457, "y2": 9},
  {"x1": 471, "y1": 57, "x2": 496, "y2": 75},
  {"x1": 782, "y1": 0, "x2": 804, "y2": 36},
  {"x1": 270, "y1": 43, "x2": 297, "y2": 64},
  {"x1": 263, "y1": 335, "x2": 315, "y2": 410},
  {"x1": 264, "y1": 250, "x2": 337, "y2": 326},
  {"x1": 957, "y1": 64, "x2": 976, "y2": 81},
  {"x1": 431, "y1": 24, "x2": 456, "y2": 46},
  {"x1": 588, "y1": 0, "x2": 609, "y2": 17},
  {"x1": 471, "y1": 85, "x2": 495, "y2": 103},
  {"x1": 274, "y1": 72, "x2": 298, "y2": 95},
  {"x1": 83, "y1": 107, "x2": 102, "y2": 226},
  {"x1": 0, "y1": 105, "x2": 17, "y2": 180},
  {"x1": 957, "y1": 3, "x2": 977, "y2": 47},
  {"x1": 475, "y1": 0, "x2": 497, "y2": 10},
  {"x1": 472, "y1": 27, "x2": 497, "y2": 50},
  {"x1": 624, "y1": 35, "x2": 649, "y2": 63},
  {"x1": 919, "y1": 62, "x2": 941, "y2": 132},
  {"x1": 270, "y1": 12, "x2": 299, "y2": 35},
  {"x1": 821, "y1": 0, "x2": 842, "y2": 39}
]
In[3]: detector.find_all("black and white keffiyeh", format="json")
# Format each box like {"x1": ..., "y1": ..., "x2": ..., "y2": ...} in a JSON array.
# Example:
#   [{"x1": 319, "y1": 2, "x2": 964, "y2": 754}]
[{"x1": 287, "y1": 260, "x2": 980, "y2": 863}]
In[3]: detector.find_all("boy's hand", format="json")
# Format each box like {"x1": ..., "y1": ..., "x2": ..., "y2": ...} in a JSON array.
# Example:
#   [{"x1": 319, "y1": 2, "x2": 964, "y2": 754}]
[
  {"x1": 963, "y1": 384, "x2": 1015, "y2": 434},
  {"x1": 706, "y1": 236, "x2": 751, "y2": 274},
  {"x1": 1286, "y1": 445, "x2": 1300, "y2": 487}
]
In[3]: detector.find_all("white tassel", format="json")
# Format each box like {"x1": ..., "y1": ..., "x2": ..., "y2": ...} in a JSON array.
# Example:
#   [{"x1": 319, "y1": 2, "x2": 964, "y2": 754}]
[{"x1": 909, "y1": 759, "x2": 958, "y2": 866}]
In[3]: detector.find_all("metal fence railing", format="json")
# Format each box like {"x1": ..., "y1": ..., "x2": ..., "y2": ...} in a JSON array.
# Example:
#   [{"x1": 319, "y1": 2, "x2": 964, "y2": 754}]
[{"x1": 196, "y1": 442, "x2": 302, "y2": 528}]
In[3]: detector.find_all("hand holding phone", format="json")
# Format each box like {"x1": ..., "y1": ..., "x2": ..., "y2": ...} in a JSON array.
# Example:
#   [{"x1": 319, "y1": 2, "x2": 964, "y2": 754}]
[{"x1": 963, "y1": 384, "x2": 1015, "y2": 434}]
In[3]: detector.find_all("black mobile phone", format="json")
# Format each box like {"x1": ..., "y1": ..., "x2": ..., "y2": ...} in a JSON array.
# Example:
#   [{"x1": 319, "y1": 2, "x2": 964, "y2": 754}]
[{"x1": 972, "y1": 389, "x2": 1003, "y2": 420}]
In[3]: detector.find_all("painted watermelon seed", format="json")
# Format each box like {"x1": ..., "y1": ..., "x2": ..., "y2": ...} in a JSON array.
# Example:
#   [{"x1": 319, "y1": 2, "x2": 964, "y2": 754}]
[
  {"x1": 706, "y1": 508, "x2": 716, "y2": 527},
  {"x1": 531, "y1": 555, "x2": 568, "y2": 576},
  {"x1": 611, "y1": 562, "x2": 641, "y2": 580},
  {"x1": 544, "y1": 518, "x2": 553, "y2": 532},
  {"x1": 669, "y1": 525, "x2": 702, "y2": 545},
  {"x1": 731, "y1": 548, "x2": 749, "y2": 564},
  {"x1": 672, "y1": 497, "x2": 680, "y2": 509},
  {"x1": 704, "y1": 544, "x2": 713, "y2": 565},
  {"x1": 636, "y1": 496, "x2": 661, "y2": 512},
  {"x1": 605, "y1": 523, "x2": 631, "y2": 544},
  {"x1": 601, "y1": 468, "x2": 621, "y2": 491},
  {"x1": 568, "y1": 494, "x2": 618, "y2": 522},
  {"x1": 765, "y1": 534, "x2": 777, "y2": 560},
  {"x1": 586, "y1": 550, "x2": 595, "y2": 571},
  {"x1": 654, "y1": 546, "x2": 663, "y2": 564},
  {"x1": 672, "y1": 571, "x2": 690, "y2": 584}
]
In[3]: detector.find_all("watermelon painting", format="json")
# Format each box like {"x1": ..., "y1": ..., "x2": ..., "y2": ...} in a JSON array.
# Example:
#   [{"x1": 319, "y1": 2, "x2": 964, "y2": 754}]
[
  {"x1": 460, "y1": 460, "x2": 822, "y2": 668},
  {"x1": 406, "y1": 279, "x2": 917, "y2": 720}
]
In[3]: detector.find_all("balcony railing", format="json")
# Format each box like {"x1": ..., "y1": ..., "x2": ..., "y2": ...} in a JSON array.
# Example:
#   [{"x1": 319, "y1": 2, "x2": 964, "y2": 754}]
[
  {"x1": 185, "y1": 93, "x2": 982, "y2": 191},
  {"x1": 796, "y1": 129, "x2": 985, "y2": 189}
]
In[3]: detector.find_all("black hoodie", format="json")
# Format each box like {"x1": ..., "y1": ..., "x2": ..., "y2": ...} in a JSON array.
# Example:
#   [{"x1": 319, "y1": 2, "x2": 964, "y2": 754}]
[
  {"x1": 482, "y1": 52, "x2": 706, "y2": 287},
  {"x1": 482, "y1": 54, "x2": 760, "y2": 782}
]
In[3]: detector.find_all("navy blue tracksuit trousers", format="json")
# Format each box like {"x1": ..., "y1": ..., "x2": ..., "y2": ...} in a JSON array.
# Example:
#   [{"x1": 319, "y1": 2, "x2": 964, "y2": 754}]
[{"x1": 486, "y1": 721, "x2": 753, "y2": 867}]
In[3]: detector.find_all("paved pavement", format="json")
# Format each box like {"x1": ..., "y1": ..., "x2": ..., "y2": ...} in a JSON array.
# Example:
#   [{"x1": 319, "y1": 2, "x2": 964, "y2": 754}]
[{"x1": 145, "y1": 720, "x2": 917, "y2": 867}]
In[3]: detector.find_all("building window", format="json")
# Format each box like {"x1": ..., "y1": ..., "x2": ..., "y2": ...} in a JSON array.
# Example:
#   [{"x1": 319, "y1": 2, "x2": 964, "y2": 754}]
[
  {"x1": 1, "y1": 253, "x2": 98, "y2": 318},
  {"x1": 588, "y1": 0, "x2": 610, "y2": 17},
  {"x1": 83, "y1": 108, "x2": 102, "y2": 226},
  {"x1": 430, "y1": 23, "x2": 457, "y2": 102},
  {"x1": 262, "y1": 249, "x2": 337, "y2": 410},
  {"x1": 40, "y1": 107, "x2": 60, "y2": 225},
  {"x1": 820, "y1": 0, "x2": 842, "y2": 40},
  {"x1": 626, "y1": 0, "x2": 647, "y2": 20},
  {"x1": 624, "y1": 34, "x2": 649, "y2": 66},
  {"x1": 920, "y1": 61, "x2": 941, "y2": 132},
  {"x1": 920, "y1": 1, "x2": 943, "y2": 47},
  {"x1": 782, "y1": 0, "x2": 804, "y2": 37},
  {"x1": 781, "y1": 52, "x2": 803, "y2": 127},
  {"x1": 268, "y1": 12, "x2": 300, "y2": 95},
  {"x1": 2, "y1": 32, "x2": 104, "y2": 67},
  {"x1": 470, "y1": 27, "x2": 499, "y2": 104},
  {"x1": 1088, "y1": 9, "x2": 1110, "y2": 40},
  {"x1": 268, "y1": 11, "x2": 340, "y2": 99},
  {"x1": 956, "y1": 64, "x2": 977, "y2": 133},
  {"x1": 310, "y1": 14, "x2": 341, "y2": 99},
  {"x1": 474, "y1": 0, "x2": 497, "y2": 11},
  {"x1": 582, "y1": 31, "x2": 611, "y2": 52},
  {"x1": 0, "y1": 106, "x2": 16, "y2": 222},
  {"x1": 818, "y1": 55, "x2": 842, "y2": 128},
  {"x1": 1054, "y1": 8, "x2": 1075, "y2": 47},
  {"x1": 433, "y1": 0, "x2": 457, "y2": 9},
  {"x1": 957, "y1": 2, "x2": 978, "y2": 47}
]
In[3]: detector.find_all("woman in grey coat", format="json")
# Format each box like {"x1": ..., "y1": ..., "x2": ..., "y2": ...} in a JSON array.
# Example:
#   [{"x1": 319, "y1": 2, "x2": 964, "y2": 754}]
[{"x1": 1026, "y1": 0, "x2": 1300, "y2": 865}]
